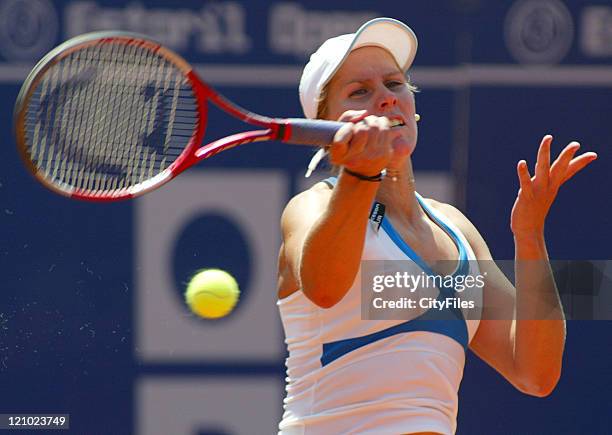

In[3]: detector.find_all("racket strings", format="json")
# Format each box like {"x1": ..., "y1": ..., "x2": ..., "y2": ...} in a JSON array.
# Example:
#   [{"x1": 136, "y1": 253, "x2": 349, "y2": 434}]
[{"x1": 23, "y1": 40, "x2": 198, "y2": 194}]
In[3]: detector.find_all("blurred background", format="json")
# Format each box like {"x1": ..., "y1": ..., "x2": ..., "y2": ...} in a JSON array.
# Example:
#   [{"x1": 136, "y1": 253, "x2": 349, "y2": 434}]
[{"x1": 0, "y1": 0, "x2": 610, "y2": 433}]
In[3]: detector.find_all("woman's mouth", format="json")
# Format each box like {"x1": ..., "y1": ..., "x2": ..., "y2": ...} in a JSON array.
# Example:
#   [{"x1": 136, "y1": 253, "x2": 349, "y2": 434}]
[{"x1": 389, "y1": 118, "x2": 405, "y2": 128}]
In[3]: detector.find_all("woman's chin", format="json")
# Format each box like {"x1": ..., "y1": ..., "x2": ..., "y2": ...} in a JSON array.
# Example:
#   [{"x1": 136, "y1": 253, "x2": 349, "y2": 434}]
[{"x1": 391, "y1": 137, "x2": 416, "y2": 158}]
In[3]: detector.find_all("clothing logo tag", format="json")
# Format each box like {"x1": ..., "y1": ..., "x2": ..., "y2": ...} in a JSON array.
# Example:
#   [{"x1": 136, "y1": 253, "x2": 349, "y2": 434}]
[{"x1": 369, "y1": 201, "x2": 386, "y2": 232}]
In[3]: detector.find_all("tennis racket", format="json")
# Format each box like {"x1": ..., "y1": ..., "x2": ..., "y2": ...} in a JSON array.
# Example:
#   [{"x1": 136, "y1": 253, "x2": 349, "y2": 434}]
[{"x1": 13, "y1": 31, "x2": 344, "y2": 201}]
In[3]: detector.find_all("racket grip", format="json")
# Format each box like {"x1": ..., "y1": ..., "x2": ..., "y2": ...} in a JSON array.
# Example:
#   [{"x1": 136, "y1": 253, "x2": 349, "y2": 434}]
[{"x1": 284, "y1": 119, "x2": 345, "y2": 147}]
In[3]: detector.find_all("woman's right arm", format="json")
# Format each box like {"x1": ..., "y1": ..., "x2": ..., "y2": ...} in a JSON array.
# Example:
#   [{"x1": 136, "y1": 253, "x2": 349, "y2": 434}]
[
  {"x1": 280, "y1": 174, "x2": 380, "y2": 307},
  {"x1": 278, "y1": 114, "x2": 392, "y2": 308}
]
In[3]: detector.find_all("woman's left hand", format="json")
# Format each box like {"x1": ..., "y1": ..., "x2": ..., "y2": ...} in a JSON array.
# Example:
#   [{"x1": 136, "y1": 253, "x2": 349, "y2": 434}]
[{"x1": 511, "y1": 135, "x2": 598, "y2": 237}]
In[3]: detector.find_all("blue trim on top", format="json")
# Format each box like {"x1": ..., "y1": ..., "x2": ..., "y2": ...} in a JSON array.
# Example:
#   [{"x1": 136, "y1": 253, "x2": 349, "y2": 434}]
[
  {"x1": 382, "y1": 194, "x2": 469, "y2": 278},
  {"x1": 321, "y1": 306, "x2": 468, "y2": 366},
  {"x1": 319, "y1": 188, "x2": 471, "y2": 367},
  {"x1": 416, "y1": 193, "x2": 468, "y2": 270},
  {"x1": 381, "y1": 218, "x2": 432, "y2": 274}
]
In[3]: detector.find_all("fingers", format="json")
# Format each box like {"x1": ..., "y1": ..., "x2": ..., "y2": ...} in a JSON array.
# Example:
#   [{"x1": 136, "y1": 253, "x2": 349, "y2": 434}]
[
  {"x1": 337, "y1": 110, "x2": 368, "y2": 123},
  {"x1": 343, "y1": 116, "x2": 390, "y2": 166},
  {"x1": 550, "y1": 141, "x2": 581, "y2": 186},
  {"x1": 524, "y1": 134, "x2": 597, "y2": 192},
  {"x1": 342, "y1": 121, "x2": 371, "y2": 162},
  {"x1": 329, "y1": 125, "x2": 350, "y2": 163},
  {"x1": 329, "y1": 112, "x2": 392, "y2": 173},
  {"x1": 534, "y1": 135, "x2": 552, "y2": 185},
  {"x1": 330, "y1": 111, "x2": 368, "y2": 163},
  {"x1": 517, "y1": 160, "x2": 534, "y2": 199},
  {"x1": 561, "y1": 152, "x2": 598, "y2": 184},
  {"x1": 517, "y1": 135, "x2": 597, "y2": 209}
]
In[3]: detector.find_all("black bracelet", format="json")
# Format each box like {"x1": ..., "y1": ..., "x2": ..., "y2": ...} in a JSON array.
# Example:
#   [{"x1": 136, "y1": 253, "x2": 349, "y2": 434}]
[{"x1": 342, "y1": 167, "x2": 384, "y2": 182}]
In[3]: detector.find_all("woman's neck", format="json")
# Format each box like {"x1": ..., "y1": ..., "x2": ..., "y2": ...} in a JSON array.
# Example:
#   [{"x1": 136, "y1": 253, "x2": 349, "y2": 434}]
[{"x1": 375, "y1": 160, "x2": 424, "y2": 225}]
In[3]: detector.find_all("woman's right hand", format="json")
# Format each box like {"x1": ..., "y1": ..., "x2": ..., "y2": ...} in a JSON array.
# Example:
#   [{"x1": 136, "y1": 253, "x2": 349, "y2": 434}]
[{"x1": 329, "y1": 110, "x2": 394, "y2": 177}]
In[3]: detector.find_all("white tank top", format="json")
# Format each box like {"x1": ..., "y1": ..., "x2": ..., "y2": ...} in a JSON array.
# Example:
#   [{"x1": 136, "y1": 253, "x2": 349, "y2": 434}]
[{"x1": 278, "y1": 184, "x2": 482, "y2": 435}]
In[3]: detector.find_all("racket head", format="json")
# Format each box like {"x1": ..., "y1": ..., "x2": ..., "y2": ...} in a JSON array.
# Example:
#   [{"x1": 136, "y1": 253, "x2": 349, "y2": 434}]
[{"x1": 14, "y1": 31, "x2": 208, "y2": 201}]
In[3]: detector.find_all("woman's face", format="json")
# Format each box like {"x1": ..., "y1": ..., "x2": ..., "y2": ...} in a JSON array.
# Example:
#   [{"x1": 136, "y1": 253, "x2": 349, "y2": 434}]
[{"x1": 325, "y1": 46, "x2": 418, "y2": 159}]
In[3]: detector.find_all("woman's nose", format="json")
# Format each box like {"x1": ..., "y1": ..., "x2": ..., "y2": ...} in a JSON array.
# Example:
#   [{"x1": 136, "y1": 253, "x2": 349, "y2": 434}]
[{"x1": 378, "y1": 88, "x2": 397, "y2": 110}]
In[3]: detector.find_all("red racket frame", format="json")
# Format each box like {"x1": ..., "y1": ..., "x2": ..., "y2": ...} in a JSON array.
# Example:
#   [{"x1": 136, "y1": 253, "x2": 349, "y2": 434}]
[{"x1": 15, "y1": 33, "x2": 337, "y2": 202}]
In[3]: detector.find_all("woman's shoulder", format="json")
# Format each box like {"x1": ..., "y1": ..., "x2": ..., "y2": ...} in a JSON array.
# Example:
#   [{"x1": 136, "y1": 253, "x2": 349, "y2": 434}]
[
  {"x1": 281, "y1": 181, "x2": 333, "y2": 229},
  {"x1": 284, "y1": 181, "x2": 333, "y2": 211},
  {"x1": 308, "y1": 179, "x2": 335, "y2": 195}
]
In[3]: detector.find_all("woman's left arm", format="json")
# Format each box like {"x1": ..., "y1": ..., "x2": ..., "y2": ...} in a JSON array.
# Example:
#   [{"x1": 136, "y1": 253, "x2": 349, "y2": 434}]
[{"x1": 443, "y1": 135, "x2": 597, "y2": 397}]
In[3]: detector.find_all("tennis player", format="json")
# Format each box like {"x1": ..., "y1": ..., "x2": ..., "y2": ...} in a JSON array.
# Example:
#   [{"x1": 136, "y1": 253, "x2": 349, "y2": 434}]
[{"x1": 277, "y1": 17, "x2": 597, "y2": 434}]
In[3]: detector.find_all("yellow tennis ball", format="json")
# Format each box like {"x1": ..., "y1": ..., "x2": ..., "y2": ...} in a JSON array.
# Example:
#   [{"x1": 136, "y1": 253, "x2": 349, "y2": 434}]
[{"x1": 185, "y1": 269, "x2": 240, "y2": 319}]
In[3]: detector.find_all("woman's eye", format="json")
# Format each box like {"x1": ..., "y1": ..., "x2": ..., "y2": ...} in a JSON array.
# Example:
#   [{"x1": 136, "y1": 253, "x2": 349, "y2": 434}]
[
  {"x1": 349, "y1": 88, "x2": 368, "y2": 97},
  {"x1": 386, "y1": 80, "x2": 404, "y2": 89}
]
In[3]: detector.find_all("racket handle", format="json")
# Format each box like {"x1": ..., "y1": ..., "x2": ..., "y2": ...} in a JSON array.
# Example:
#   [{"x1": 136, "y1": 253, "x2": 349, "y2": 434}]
[{"x1": 284, "y1": 119, "x2": 345, "y2": 147}]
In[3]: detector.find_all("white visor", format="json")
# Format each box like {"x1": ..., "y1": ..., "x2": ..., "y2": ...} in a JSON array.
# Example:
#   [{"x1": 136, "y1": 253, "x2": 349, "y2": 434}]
[{"x1": 298, "y1": 17, "x2": 418, "y2": 119}]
